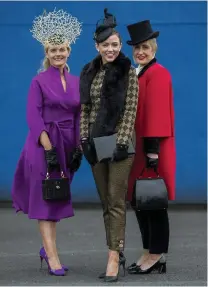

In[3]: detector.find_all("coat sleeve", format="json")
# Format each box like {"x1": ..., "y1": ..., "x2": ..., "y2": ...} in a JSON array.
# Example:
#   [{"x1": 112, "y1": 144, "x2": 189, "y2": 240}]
[
  {"x1": 80, "y1": 104, "x2": 91, "y2": 139},
  {"x1": 142, "y1": 67, "x2": 174, "y2": 137},
  {"x1": 26, "y1": 78, "x2": 48, "y2": 144},
  {"x1": 116, "y1": 67, "x2": 138, "y2": 146}
]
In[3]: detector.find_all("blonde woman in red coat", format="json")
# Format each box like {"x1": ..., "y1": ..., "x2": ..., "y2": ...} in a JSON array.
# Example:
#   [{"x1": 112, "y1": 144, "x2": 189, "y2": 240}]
[{"x1": 126, "y1": 20, "x2": 176, "y2": 274}]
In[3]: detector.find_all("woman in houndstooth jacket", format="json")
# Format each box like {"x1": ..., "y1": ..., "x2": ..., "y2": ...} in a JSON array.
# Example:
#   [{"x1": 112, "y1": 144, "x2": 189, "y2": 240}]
[{"x1": 79, "y1": 9, "x2": 138, "y2": 283}]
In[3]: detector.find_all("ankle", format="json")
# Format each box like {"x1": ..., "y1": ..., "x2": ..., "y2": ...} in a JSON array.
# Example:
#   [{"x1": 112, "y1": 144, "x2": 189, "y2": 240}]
[
  {"x1": 143, "y1": 249, "x2": 149, "y2": 255},
  {"x1": 108, "y1": 250, "x2": 119, "y2": 261},
  {"x1": 149, "y1": 254, "x2": 162, "y2": 260},
  {"x1": 47, "y1": 254, "x2": 57, "y2": 259},
  {"x1": 48, "y1": 256, "x2": 60, "y2": 264},
  {"x1": 137, "y1": 252, "x2": 149, "y2": 265}
]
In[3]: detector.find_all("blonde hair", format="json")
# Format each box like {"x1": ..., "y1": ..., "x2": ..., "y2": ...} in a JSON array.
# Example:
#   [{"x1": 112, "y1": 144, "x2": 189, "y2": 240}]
[
  {"x1": 147, "y1": 38, "x2": 158, "y2": 53},
  {"x1": 38, "y1": 42, "x2": 71, "y2": 73}
]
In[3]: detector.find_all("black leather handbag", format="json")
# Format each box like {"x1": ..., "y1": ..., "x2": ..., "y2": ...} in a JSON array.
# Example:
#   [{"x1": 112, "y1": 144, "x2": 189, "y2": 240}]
[
  {"x1": 42, "y1": 170, "x2": 70, "y2": 201},
  {"x1": 134, "y1": 168, "x2": 168, "y2": 210}
]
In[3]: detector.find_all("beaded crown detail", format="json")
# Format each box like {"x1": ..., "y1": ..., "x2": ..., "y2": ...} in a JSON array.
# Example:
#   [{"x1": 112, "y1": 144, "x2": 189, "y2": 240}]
[{"x1": 30, "y1": 8, "x2": 82, "y2": 45}]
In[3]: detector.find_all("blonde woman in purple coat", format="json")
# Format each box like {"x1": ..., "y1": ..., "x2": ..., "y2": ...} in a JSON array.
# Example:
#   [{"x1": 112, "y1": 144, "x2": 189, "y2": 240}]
[{"x1": 11, "y1": 9, "x2": 82, "y2": 276}]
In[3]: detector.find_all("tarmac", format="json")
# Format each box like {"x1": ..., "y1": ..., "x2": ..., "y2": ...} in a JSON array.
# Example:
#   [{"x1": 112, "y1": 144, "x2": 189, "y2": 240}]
[{"x1": 0, "y1": 205, "x2": 207, "y2": 286}]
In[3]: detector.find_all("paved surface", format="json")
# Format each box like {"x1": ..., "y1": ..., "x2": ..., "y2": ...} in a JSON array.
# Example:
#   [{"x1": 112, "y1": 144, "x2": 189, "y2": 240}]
[{"x1": 0, "y1": 207, "x2": 207, "y2": 286}]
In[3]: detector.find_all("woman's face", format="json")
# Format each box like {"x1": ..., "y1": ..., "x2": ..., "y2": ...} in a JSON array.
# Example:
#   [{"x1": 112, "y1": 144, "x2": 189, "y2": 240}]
[
  {"x1": 46, "y1": 42, "x2": 70, "y2": 68},
  {"x1": 133, "y1": 40, "x2": 155, "y2": 66},
  {"x1": 96, "y1": 34, "x2": 122, "y2": 64}
]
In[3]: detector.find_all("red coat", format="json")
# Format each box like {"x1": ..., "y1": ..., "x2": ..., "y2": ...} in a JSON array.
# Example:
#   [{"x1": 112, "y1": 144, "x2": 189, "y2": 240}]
[{"x1": 128, "y1": 62, "x2": 176, "y2": 201}]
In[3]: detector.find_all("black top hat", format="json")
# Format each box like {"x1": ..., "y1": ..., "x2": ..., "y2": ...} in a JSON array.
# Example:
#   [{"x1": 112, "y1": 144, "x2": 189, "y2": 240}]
[
  {"x1": 93, "y1": 8, "x2": 117, "y2": 43},
  {"x1": 126, "y1": 20, "x2": 159, "y2": 46}
]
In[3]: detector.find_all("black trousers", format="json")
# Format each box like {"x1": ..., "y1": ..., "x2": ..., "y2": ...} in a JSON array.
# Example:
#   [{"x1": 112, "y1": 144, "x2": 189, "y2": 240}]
[{"x1": 132, "y1": 206, "x2": 170, "y2": 254}]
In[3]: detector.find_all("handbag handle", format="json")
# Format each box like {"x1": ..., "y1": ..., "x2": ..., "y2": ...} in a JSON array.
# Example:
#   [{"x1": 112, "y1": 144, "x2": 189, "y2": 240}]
[
  {"x1": 139, "y1": 167, "x2": 160, "y2": 179},
  {"x1": 45, "y1": 170, "x2": 66, "y2": 180}
]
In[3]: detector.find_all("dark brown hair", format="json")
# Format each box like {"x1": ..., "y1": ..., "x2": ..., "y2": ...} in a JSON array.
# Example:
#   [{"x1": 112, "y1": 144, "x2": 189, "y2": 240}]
[{"x1": 96, "y1": 29, "x2": 122, "y2": 44}]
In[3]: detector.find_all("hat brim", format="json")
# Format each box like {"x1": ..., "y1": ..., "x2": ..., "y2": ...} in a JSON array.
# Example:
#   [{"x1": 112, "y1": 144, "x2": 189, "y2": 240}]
[{"x1": 126, "y1": 31, "x2": 159, "y2": 46}]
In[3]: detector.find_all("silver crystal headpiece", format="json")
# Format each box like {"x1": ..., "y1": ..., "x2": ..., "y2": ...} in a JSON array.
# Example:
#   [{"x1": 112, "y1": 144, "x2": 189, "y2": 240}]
[{"x1": 30, "y1": 8, "x2": 82, "y2": 45}]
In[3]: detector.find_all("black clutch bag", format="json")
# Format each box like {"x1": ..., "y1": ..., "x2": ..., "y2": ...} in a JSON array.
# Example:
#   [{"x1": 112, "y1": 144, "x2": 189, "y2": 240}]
[
  {"x1": 42, "y1": 171, "x2": 70, "y2": 201},
  {"x1": 134, "y1": 168, "x2": 168, "y2": 210},
  {"x1": 93, "y1": 133, "x2": 135, "y2": 162}
]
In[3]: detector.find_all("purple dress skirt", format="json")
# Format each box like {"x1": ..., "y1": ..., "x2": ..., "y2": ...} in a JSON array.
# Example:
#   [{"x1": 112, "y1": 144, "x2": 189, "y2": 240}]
[{"x1": 11, "y1": 66, "x2": 81, "y2": 221}]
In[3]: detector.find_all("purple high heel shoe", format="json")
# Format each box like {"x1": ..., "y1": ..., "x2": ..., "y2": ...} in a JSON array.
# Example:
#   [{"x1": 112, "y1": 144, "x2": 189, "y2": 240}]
[
  {"x1": 49, "y1": 266, "x2": 65, "y2": 276},
  {"x1": 39, "y1": 247, "x2": 68, "y2": 275}
]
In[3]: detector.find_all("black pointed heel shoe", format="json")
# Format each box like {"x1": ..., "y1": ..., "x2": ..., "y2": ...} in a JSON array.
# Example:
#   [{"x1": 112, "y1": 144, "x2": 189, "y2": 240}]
[
  {"x1": 104, "y1": 274, "x2": 118, "y2": 283},
  {"x1": 127, "y1": 254, "x2": 166, "y2": 274},
  {"x1": 98, "y1": 252, "x2": 126, "y2": 279},
  {"x1": 104, "y1": 258, "x2": 126, "y2": 283},
  {"x1": 127, "y1": 262, "x2": 141, "y2": 274},
  {"x1": 137, "y1": 261, "x2": 166, "y2": 274}
]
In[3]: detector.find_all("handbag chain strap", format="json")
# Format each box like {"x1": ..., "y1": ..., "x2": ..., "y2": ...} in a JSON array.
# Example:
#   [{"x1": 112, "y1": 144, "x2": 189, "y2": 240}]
[{"x1": 45, "y1": 170, "x2": 65, "y2": 179}]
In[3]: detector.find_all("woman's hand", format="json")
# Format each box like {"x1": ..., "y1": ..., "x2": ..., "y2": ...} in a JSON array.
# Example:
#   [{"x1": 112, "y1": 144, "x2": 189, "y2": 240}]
[
  {"x1": 69, "y1": 146, "x2": 83, "y2": 172},
  {"x1": 39, "y1": 131, "x2": 52, "y2": 151},
  {"x1": 146, "y1": 153, "x2": 158, "y2": 169},
  {"x1": 81, "y1": 138, "x2": 97, "y2": 166},
  {"x1": 44, "y1": 147, "x2": 60, "y2": 172},
  {"x1": 112, "y1": 144, "x2": 129, "y2": 162},
  {"x1": 146, "y1": 153, "x2": 158, "y2": 159}
]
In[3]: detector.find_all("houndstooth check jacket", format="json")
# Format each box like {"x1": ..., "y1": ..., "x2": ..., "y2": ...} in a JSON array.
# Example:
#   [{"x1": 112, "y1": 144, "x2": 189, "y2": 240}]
[{"x1": 80, "y1": 56, "x2": 139, "y2": 146}]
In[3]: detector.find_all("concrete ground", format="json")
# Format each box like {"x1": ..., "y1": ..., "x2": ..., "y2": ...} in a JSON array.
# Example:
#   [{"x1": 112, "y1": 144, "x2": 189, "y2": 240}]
[{"x1": 0, "y1": 207, "x2": 207, "y2": 286}]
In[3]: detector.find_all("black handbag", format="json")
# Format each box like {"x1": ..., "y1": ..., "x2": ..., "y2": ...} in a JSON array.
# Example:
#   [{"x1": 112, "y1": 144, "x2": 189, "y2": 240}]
[
  {"x1": 134, "y1": 168, "x2": 168, "y2": 210},
  {"x1": 42, "y1": 170, "x2": 70, "y2": 201},
  {"x1": 93, "y1": 133, "x2": 135, "y2": 162}
]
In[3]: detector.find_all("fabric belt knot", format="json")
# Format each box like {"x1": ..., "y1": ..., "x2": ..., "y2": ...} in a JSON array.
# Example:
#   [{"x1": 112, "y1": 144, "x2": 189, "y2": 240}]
[{"x1": 45, "y1": 119, "x2": 73, "y2": 174}]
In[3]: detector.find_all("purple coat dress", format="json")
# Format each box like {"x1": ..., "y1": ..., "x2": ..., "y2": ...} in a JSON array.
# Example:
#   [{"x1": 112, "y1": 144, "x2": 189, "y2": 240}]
[{"x1": 11, "y1": 66, "x2": 80, "y2": 220}]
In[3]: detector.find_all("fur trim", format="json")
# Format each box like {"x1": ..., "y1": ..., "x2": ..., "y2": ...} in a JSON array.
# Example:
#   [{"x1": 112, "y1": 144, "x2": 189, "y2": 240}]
[
  {"x1": 138, "y1": 58, "x2": 156, "y2": 78},
  {"x1": 80, "y1": 52, "x2": 131, "y2": 138}
]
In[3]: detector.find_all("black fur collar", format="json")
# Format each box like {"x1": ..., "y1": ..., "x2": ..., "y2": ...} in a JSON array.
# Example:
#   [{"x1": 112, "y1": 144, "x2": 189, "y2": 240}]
[{"x1": 80, "y1": 52, "x2": 132, "y2": 138}]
